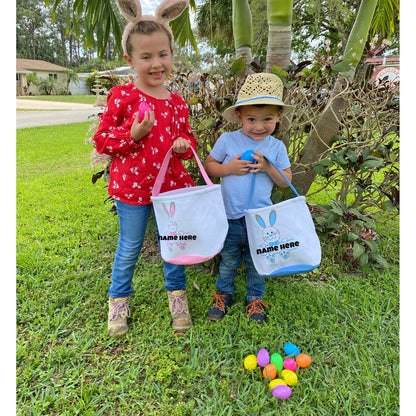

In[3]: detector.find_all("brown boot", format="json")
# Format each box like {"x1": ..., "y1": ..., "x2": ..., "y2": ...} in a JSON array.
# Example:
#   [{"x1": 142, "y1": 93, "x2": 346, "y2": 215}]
[
  {"x1": 108, "y1": 296, "x2": 131, "y2": 337},
  {"x1": 167, "y1": 290, "x2": 192, "y2": 332}
]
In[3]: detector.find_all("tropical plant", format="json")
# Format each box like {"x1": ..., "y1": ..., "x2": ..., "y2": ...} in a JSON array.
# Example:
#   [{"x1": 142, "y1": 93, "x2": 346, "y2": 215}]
[
  {"x1": 46, "y1": 0, "x2": 198, "y2": 58},
  {"x1": 39, "y1": 76, "x2": 61, "y2": 95},
  {"x1": 24, "y1": 72, "x2": 40, "y2": 94},
  {"x1": 64, "y1": 68, "x2": 79, "y2": 93}
]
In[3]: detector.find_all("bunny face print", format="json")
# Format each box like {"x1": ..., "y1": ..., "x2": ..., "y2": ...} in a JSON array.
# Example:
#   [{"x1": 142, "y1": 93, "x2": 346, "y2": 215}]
[
  {"x1": 256, "y1": 210, "x2": 280, "y2": 243},
  {"x1": 254, "y1": 209, "x2": 300, "y2": 263}
]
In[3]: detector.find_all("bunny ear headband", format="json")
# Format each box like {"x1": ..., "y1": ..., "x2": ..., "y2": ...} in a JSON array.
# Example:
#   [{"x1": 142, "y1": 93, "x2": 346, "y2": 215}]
[{"x1": 116, "y1": 0, "x2": 189, "y2": 55}]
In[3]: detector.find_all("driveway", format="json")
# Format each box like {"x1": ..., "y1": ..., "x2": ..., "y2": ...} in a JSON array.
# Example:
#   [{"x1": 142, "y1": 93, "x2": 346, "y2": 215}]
[{"x1": 16, "y1": 99, "x2": 102, "y2": 129}]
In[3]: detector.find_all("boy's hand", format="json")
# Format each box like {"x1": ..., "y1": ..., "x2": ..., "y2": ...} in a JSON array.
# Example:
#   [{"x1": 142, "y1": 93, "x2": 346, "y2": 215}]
[
  {"x1": 131, "y1": 110, "x2": 155, "y2": 142},
  {"x1": 227, "y1": 154, "x2": 253, "y2": 175},
  {"x1": 172, "y1": 137, "x2": 191, "y2": 153},
  {"x1": 249, "y1": 151, "x2": 270, "y2": 173}
]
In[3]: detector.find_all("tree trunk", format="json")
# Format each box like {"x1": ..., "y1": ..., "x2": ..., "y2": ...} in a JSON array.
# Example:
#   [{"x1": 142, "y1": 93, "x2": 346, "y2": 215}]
[
  {"x1": 292, "y1": 0, "x2": 379, "y2": 194},
  {"x1": 232, "y1": 0, "x2": 253, "y2": 68},
  {"x1": 266, "y1": 0, "x2": 293, "y2": 71}
]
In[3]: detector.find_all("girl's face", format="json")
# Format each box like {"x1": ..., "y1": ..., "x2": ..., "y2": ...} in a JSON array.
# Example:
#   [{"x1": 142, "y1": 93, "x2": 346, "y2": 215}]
[
  {"x1": 124, "y1": 30, "x2": 172, "y2": 93},
  {"x1": 236, "y1": 105, "x2": 283, "y2": 141}
]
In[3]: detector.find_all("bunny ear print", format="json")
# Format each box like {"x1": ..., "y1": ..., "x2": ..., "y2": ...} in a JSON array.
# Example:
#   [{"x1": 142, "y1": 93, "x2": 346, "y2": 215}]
[
  {"x1": 116, "y1": 0, "x2": 142, "y2": 22},
  {"x1": 170, "y1": 202, "x2": 175, "y2": 216},
  {"x1": 255, "y1": 215, "x2": 266, "y2": 229},
  {"x1": 156, "y1": 0, "x2": 189, "y2": 23},
  {"x1": 269, "y1": 210, "x2": 276, "y2": 226},
  {"x1": 163, "y1": 203, "x2": 170, "y2": 216}
]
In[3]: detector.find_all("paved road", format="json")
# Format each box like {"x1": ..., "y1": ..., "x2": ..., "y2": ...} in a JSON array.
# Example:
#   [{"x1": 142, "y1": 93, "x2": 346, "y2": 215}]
[{"x1": 16, "y1": 99, "x2": 102, "y2": 129}]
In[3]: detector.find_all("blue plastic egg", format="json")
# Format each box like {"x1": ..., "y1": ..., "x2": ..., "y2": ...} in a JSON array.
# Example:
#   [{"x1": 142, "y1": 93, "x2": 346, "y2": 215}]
[
  {"x1": 241, "y1": 150, "x2": 257, "y2": 163},
  {"x1": 284, "y1": 342, "x2": 300, "y2": 358}
]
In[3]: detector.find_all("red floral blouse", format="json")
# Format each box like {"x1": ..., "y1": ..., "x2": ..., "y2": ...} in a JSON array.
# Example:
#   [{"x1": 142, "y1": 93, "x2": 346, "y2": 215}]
[{"x1": 93, "y1": 83, "x2": 196, "y2": 205}]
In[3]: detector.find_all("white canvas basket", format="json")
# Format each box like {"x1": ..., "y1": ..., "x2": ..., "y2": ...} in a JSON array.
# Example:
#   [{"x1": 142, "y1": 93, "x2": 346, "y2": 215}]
[
  {"x1": 244, "y1": 159, "x2": 321, "y2": 277},
  {"x1": 151, "y1": 147, "x2": 228, "y2": 265}
]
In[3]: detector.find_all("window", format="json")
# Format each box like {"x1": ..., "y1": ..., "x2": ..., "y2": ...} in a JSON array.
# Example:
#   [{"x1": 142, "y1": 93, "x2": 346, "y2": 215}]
[
  {"x1": 49, "y1": 73, "x2": 58, "y2": 79},
  {"x1": 16, "y1": 73, "x2": 21, "y2": 81}
]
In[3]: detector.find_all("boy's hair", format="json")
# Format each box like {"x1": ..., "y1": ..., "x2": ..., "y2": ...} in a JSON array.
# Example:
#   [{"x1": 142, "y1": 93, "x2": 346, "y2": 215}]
[
  {"x1": 125, "y1": 20, "x2": 173, "y2": 57},
  {"x1": 236, "y1": 104, "x2": 283, "y2": 111}
]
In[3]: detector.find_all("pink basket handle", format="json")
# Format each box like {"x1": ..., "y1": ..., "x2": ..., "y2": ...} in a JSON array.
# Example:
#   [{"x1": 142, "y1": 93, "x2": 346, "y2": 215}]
[{"x1": 152, "y1": 146, "x2": 214, "y2": 197}]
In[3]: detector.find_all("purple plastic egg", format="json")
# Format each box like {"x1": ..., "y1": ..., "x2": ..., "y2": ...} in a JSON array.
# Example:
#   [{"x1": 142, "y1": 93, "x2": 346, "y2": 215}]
[
  {"x1": 272, "y1": 384, "x2": 292, "y2": 400},
  {"x1": 138, "y1": 101, "x2": 151, "y2": 122},
  {"x1": 256, "y1": 348, "x2": 270, "y2": 367},
  {"x1": 283, "y1": 358, "x2": 298, "y2": 372}
]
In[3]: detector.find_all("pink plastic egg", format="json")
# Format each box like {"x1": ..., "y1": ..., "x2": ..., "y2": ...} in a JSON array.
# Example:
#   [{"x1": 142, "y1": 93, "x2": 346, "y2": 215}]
[
  {"x1": 256, "y1": 348, "x2": 270, "y2": 367},
  {"x1": 283, "y1": 358, "x2": 297, "y2": 372},
  {"x1": 138, "y1": 101, "x2": 151, "y2": 122},
  {"x1": 272, "y1": 384, "x2": 292, "y2": 400}
]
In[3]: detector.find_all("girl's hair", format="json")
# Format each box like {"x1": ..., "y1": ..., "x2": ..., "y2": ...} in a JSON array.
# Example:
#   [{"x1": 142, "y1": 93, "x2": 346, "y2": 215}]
[{"x1": 125, "y1": 20, "x2": 173, "y2": 57}]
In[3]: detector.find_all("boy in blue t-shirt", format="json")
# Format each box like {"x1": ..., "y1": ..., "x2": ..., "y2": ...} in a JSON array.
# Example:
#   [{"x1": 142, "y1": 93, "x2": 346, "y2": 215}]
[{"x1": 205, "y1": 73, "x2": 295, "y2": 324}]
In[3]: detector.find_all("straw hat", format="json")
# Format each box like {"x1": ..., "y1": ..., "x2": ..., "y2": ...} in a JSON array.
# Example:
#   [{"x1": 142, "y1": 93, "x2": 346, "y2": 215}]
[{"x1": 222, "y1": 73, "x2": 295, "y2": 123}]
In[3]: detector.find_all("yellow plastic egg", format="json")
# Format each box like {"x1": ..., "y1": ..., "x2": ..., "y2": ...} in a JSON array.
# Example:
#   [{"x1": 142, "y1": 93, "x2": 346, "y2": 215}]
[
  {"x1": 244, "y1": 354, "x2": 258, "y2": 370},
  {"x1": 269, "y1": 378, "x2": 286, "y2": 390},
  {"x1": 281, "y1": 369, "x2": 298, "y2": 386}
]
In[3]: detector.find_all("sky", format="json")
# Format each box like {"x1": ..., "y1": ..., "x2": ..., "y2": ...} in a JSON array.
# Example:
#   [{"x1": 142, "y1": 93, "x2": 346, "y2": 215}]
[
  {"x1": 140, "y1": 0, "x2": 160, "y2": 16},
  {"x1": 140, "y1": 0, "x2": 198, "y2": 22}
]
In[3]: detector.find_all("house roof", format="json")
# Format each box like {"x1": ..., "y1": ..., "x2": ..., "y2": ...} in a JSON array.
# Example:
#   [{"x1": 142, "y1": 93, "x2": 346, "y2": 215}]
[{"x1": 16, "y1": 59, "x2": 67, "y2": 73}]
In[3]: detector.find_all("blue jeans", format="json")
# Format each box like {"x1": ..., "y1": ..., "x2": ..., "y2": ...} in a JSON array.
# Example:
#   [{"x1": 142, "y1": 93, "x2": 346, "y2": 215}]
[
  {"x1": 216, "y1": 217, "x2": 265, "y2": 302},
  {"x1": 108, "y1": 200, "x2": 187, "y2": 298}
]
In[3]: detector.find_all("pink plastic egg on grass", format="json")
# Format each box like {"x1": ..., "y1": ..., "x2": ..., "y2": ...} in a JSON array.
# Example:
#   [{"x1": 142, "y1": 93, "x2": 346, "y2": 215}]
[
  {"x1": 272, "y1": 384, "x2": 292, "y2": 400},
  {"x1": 138, "y1": 101, "x2": 151, "y2": 122},
  {"x1": 283, "y1": 358, "x2": 298, "y2": 372},
  {"x1": 257, "y1": 348, "x2": 270, "y2": 367}
]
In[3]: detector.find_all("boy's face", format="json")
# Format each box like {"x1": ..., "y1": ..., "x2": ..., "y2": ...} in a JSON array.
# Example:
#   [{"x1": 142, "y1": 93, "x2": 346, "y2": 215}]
[
  {"x1": 124, "y1": 31, "x2": 172, "y2": 90},
  {"x1": 236, "y1": 105, "x2": 283, "y2": 141}
]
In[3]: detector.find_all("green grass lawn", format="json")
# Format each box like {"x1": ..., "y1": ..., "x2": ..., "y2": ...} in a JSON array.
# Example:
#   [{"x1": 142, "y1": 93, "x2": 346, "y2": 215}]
[
  {"x1": 16, "y1": 122, "x2": 400, "y2": 415},
  {"x1": 17, "y1": 95, "x2": 97, "y2": 105}
]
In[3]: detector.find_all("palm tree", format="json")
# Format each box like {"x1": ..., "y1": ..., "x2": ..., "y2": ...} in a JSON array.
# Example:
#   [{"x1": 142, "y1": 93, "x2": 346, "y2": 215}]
[
  {"x1": 232, "y1": 0, "x2": 253, "y2": 64},
  {"x1": 265, "y1": 0, "x2": 293, "y2": 71},
  {"x1": 64, "y1": 69, "x2": 79, "y2": 94},
  {"x1": 25, "y1": 72, "x2": 40, "y2": 95},
  {"x1": 47, "y1": 0, "x2": 198, "y2": 58},
  {"x1": 291, "y1": 0, "x2": 380, "y2": 192}
]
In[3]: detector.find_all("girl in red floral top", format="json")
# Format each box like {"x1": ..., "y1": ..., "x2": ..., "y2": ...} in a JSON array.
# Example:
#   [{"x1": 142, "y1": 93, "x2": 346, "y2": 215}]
[{"x1": 93, "y1": 0, "x2": 195, "y2": 337}]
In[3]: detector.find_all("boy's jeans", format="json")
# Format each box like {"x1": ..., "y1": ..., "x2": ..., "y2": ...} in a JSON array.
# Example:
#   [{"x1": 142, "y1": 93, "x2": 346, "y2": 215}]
[
  {"x1": 216, "y1": 217, "x2": 265, "y2": 302},
  {"x1": 108, "y1": 200, "x2": 187, "y2": 298}
]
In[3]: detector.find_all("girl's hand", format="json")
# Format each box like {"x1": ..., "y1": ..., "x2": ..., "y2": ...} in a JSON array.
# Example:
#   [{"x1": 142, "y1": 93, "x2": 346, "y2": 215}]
[
  {"x1": 130, "y1": 110, "x2": 155, "y2": 142},
  {"x1": 172, "y1": 137, "x2": 191, "y2": 153}
]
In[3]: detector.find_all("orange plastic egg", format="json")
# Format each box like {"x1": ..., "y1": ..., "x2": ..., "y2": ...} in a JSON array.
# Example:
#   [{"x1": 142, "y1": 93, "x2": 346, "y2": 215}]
[
  {"x1": 296, "y1": 353, "x2": 312, "y2": 368},
  {"x1": 262, "y1": 363, "x2": 277, "y2": 381}
]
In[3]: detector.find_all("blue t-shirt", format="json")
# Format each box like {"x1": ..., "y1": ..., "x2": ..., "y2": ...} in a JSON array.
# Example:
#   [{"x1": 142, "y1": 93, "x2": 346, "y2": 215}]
[{"x1": 210, "y1": 129, "x2": 291, "y2": 219}]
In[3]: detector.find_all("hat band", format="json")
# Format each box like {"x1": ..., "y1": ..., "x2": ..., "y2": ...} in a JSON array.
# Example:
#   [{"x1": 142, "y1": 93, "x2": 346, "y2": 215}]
[{"x1": 235, "y1": 95, "x2": 285, "y2": 106}]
